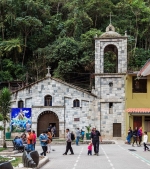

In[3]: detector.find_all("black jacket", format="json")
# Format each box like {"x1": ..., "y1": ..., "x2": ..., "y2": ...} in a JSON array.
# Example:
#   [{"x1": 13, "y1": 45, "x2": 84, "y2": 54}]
[{"x1": 91, "y1": 130, "x2": 101, "y2": 141}]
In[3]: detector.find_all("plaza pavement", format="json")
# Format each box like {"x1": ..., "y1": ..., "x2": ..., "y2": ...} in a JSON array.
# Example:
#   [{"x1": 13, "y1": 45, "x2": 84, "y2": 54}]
[{"x1": 37, "y1": 140, "x2": 150, "y2": 169}]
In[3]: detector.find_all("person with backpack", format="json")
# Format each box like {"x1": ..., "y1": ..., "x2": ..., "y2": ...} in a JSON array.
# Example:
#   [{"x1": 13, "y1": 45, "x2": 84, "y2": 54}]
[
  {"x1": 63, "y1": 129, "x2": 74, "y2": 155},
  {"x1": 71, "y1": 131, "x2": 75, "y2": 141}
]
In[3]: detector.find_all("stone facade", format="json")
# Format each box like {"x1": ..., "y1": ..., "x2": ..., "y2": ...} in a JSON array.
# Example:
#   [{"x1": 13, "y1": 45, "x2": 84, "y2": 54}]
[{"x1": 11, "y1": 78, "x2": 96, "y2": 137}]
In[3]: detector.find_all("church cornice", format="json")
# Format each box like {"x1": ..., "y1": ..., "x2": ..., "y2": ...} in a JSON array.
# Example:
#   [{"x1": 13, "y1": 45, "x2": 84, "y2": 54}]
[
  {"x1": 95, "y1": 36, "x2": 127, "y2": 40},
  {"x1": 95, "y1": 73, "x2": 126, "y2": 77}
]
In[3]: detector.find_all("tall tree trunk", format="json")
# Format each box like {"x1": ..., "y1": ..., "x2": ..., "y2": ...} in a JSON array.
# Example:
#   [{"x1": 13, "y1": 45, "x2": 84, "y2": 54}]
[
  {"x1": 22, "y1": 35, "x2": 27, "y2": 66},
  {"x1": 3, "y1": 120, "x2": 7, "y2": 148},
  {"x1": 95, "y1": 15, "x2": 97, "y2": 28},
  {"x1": 2, "y1": 25, "x2": 4, "y2": 40}
]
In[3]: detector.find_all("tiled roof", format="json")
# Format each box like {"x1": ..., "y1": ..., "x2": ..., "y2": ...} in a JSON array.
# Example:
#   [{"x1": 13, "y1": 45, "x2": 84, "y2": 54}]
[
  {"x1": 126, "y1": 108, "x2": 150, "y2": 113},
  {"x1": 137, "y1": 58, "x2": 150, "y2": 77}
]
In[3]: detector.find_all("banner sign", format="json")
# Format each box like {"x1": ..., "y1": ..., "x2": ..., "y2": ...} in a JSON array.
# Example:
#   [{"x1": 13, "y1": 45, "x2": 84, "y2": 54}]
[{"x1": 11, "y1": 108, "x2": 32, "y2": 132}]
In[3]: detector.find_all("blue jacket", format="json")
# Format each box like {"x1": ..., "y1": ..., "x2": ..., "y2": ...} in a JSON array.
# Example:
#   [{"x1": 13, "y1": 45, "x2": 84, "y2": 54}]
[
  {"x1": 14, "y1": 138, "x2": 23, "y2": 146},
  {"x1": 39, "y1": 134, "x2": 48, "y2": 146}
]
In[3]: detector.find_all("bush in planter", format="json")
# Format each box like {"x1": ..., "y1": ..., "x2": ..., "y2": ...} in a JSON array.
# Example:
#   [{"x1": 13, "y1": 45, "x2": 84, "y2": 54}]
[
  {"x1": 85, "y1": 125, "x2": 91, "y2": 140},
  {"x1": 5, "y1": 126, "x2": 11, "y2": 139}
]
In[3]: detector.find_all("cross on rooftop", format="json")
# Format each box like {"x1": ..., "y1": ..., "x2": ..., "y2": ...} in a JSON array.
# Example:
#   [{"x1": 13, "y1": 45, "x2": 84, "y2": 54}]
[
  {"x1": 109, "y1": 12, "x2": 114, "y2": 24},
  {"x1": 46, "y1": 66, "x2": 51, "y2": 77},
  {"x1": 110, "y1": 12, "x2": 112, "y2": 24}
]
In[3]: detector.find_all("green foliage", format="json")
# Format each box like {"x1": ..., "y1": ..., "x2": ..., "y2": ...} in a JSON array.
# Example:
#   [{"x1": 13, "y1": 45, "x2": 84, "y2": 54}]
[
  {"x1": 0, "y1": 87, "x2": 11, "y2": 148},
  {"x1": 0, "y1": 87, "x2": 11, "y2": 121},
  {"x1": 104, "y1": 51, "x2": 117, "y2": 73},
  {"x1": 85, "y1": 125, "x2": 91, "y2": 133},
  {"x1": 0, "y1": 0, "x2": 150, "y2": 88},
  {"x1": 6, "y1": 126, "x2": 10, "y2": 132},
  {"x1": 128, "y1": 48, "x2": 150, "y2": 71}
]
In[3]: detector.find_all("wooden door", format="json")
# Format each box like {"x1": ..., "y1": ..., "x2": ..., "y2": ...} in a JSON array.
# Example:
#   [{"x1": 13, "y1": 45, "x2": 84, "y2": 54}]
[
  {"x1": 133, "y1": 116, "x2": 142, "y2": 130},
  {"x1": 113, "y1": 123, "x2": 121, "y2": 137},
  {"x1": 37, "y1": 111, "x2": 59, "y2": 137}
]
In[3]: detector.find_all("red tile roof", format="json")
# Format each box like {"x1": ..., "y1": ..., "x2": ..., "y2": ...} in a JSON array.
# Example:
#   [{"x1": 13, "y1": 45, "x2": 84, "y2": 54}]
[{"x1": 126, "y1": 108, "x2": 150, "y2": 113}]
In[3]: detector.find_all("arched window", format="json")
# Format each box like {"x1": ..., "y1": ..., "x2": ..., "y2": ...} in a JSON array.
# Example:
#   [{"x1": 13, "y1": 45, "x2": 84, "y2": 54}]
[
  {"x1": 73, "y1": 99, "x2": 80, "y2": 107},
  {"x1": 18, "y1": 100, "x2": 24, "y2": 108},
  {"x1": 44, "y1": 95, "x2": 52, "y2": 106}
]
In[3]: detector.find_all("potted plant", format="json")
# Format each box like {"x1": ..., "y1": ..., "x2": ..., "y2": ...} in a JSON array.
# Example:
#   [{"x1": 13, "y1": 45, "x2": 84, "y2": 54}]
[
  {"x1": 5, "y1": 126, "x2": 11, "y2": 139},
  {"x1": 85, "y1": 125, "x2": 91, "y2": 140}
]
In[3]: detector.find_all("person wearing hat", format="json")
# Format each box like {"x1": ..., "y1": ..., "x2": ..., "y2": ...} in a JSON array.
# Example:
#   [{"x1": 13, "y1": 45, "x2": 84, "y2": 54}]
[
  {"x1": 91, "y1": 127, "x2": 102, "y2": 156},
  {"x1": 27, "y1": 130, "x2": 34, "y2": 151}
]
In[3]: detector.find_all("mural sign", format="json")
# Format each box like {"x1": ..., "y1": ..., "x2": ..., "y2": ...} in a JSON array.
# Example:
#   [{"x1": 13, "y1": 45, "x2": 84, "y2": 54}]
[{"x1": 11, "y1": 108, "x2": 32, "y2": 132}]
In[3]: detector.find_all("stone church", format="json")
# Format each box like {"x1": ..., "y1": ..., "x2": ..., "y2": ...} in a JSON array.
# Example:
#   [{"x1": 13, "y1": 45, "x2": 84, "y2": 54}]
[{"x1": 10, "y1": 23, "x2": 127, "y2": 138}]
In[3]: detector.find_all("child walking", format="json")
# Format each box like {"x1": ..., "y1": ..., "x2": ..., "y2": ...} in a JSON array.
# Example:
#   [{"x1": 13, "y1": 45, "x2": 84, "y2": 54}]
[
  {"x1": 87, "y1": 142, "x2": 92, "y2": 155},
  {"x1": 143, "y1": 131, "x2": 149, "y2": 151}
]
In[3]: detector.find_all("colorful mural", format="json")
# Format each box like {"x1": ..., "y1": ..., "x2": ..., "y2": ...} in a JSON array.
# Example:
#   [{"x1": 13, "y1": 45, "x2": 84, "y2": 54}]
[{"x1": 11, "y1": 108, "x2": 32, "y2": 132}]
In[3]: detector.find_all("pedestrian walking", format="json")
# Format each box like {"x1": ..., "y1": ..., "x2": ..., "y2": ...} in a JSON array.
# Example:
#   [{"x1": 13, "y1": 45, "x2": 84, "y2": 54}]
[
  {"x1": 81, "y1": 129, "x2": 85, "y2": 140},
  {"x1": 87, "y1": 142, "x2": 92, "y2": 155},
  {"x1": 32, "y1": 130, "x2": 37, "y2": 150},
  {"x1": 27, "y1": 130, "x2": 34, "y2": 151},
  {"x1": 75, "y1": 128, "x2": 80, "y2": 145},
  {"x1": 46, "y1": 130, "x2": 52, "y2": 153},
  {"x1": 138, "y1": 127, "x2": 143, "y2": 146},
  {"x1": 91, "y1": 127, "x2": 102, "y2": 156},
  {"x1": 52, "y1": 125, "x2": 56, "y2": 137},
  {"x1": 126, "y1": 127, "x2": 132, "y2": 144},
  {"x1": 143, "y1": 131, "x2": 149, "y2": 151},
  {"x1": 39, "y1": 131, "x2": 48, "y2": 156},
  {"x1": 48, "y1": 124, "x2": 52, "y2": 132},
  {"x1": 132, "y1": 127, "x2": 138, "y2": 146},
  {"x1": 63, "y1": 129, "x2": 74, "y2": 155}
]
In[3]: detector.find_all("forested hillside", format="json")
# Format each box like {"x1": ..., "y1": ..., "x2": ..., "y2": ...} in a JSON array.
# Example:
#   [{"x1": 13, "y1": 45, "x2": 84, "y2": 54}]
[{"x1": 0, "y1": 0, "x2": 150, "y2": 90}]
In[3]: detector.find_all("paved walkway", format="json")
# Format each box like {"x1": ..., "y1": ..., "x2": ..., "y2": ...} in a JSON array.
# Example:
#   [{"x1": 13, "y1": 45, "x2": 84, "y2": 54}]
[{"x1": 39, "y1": 141, "x2": 150, "y2": 169}]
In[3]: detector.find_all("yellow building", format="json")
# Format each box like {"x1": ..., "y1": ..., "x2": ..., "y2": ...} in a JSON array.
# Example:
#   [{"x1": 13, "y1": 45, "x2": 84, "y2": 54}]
[{"x1": 126, "y1": 71, "x2": 150, "y2": 141}]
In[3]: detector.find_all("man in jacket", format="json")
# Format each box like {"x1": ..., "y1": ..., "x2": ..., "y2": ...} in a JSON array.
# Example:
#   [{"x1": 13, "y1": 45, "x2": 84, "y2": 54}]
[
  {"x1": 91, "y1": 127, "x2": 102, "y2": 156},
  {"x1": 63, "y1": 129, "x2": 74, "y2": 155}
]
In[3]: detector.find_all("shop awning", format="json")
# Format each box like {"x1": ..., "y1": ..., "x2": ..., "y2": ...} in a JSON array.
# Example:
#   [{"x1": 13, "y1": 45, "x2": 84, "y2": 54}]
[{"x1": 126, "y1": 108, "x2": 150, "y2": 113}]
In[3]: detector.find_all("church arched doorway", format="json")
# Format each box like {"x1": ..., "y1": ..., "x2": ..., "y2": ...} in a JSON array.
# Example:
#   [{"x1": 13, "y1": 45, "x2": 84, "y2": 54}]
[{"x1": 37, "y1": 111, "x2": 59, "y2": 137}]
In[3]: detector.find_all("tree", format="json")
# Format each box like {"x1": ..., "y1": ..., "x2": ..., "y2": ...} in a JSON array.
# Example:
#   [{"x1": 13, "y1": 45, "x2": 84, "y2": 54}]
[
  {"x1": 15, "y1": 16, "x2": 42, "y2": 66},
  {"x1": 0, "y1": 88, "x2": 11, "y2": 148}
]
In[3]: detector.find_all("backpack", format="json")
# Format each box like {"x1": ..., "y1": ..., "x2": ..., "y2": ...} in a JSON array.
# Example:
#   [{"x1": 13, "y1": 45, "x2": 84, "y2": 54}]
[{"x1": 71, "y1": 133, "x2": 75, "y2": 141}]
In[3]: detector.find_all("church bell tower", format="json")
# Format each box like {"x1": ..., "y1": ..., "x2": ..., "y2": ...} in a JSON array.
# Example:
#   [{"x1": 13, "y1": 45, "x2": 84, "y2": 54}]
[{"x1": 94, "y1": 23, "x2": 127, "y2": 138}]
